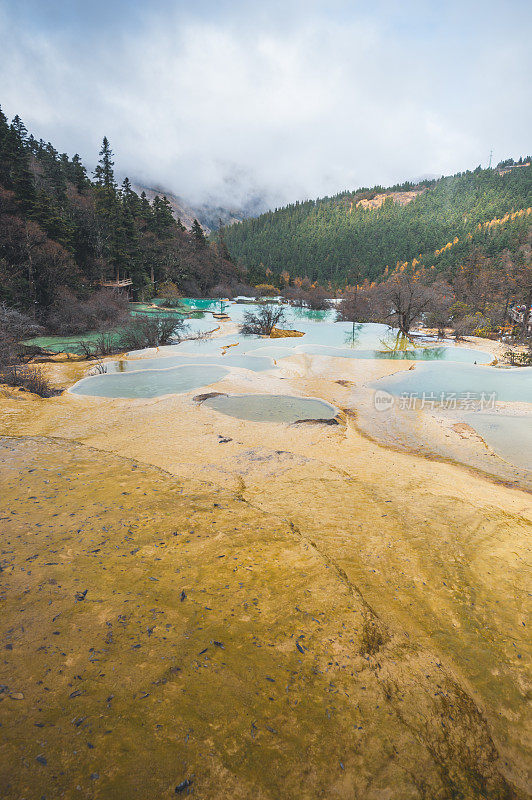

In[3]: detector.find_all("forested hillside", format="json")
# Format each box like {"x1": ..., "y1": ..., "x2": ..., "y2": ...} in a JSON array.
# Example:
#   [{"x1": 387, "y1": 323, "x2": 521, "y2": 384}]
[
  {"x1": 0, "y1": 107, "x2": 245, "y2": 316},
  {"x1": 220, "y1": 164, "x2": 532, "y2": 285}
]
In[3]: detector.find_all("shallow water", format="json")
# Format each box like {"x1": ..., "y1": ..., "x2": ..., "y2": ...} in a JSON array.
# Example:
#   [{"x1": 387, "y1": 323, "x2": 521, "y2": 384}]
[
  {"x1": 202, "y1": 393, "x2": 338, "y2": 423},
  {"x1": 24, "y1": 332, "x2": 118, "y2": 354},
  {"x1": 24, "y1": 308, "x2": 215, "y2": 354},
  {"x1": 39, "y1": 299, "x2": 524, "y2": 431},
  {"x1": 78, "y1": 303, "x2": 496, "y2": 404},
  {"x1": 256, "y1": 343, "x2": 492, "y2": 362},
  {"x1": 70, "y1": 364, "x2": 229, "y2": 399},
  {"x1": 177, "y1": 335, "x2": 491, "y2": 364},
  {"x1": 176, "y1": 306, "x2": 491, "y2": 364},
  {"x1": 107, "y1": 353, "x2": 274, "y2": 373},
  {"x1": 371, "y1": 362, "x2": 532, "y2": 404},
  {"x1": 130, "y1": 302, "x2": 185, "y2": 316},
  {"x1": 25, "y1": 301, "x2": 490, "y2": 365},
  {"x1": 464, "y1": 413, "x2": 532, "y2": 471}
]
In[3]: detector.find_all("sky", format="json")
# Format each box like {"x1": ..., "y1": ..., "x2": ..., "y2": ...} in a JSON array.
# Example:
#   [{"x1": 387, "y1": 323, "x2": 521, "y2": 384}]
[{"x1": 0, "y1": 0, "x2": 530, "y2": 211}]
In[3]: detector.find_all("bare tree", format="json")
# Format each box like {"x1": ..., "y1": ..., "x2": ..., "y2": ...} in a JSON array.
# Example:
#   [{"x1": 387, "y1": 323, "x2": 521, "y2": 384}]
[
  {"x1": 423, "y1": 281, "x2": 455, "y2": 337},
  {"x1": 0, "y1": 303, "x2": 43, "y2": 367},
  {"x1": 337, "y1": 286, "x2": 373, "y2": 324},
  {"x1": 370, "y1": 269, "x2": 443, "y2": 336},
  {"x1": 283, "y1": 281, "x2": 330, "y2": 310},
  {"x1": 47, "y1": 288, "x2": 129, "y2": 334},
  {"x1": 302, "y1": 285, "x2": 330, "y2": 310},
  {"x1": 282, "y1": 285, "x2": 305, "y2": 307},
  {"x1": 514, "y1": 242, "x2": 532, "y2": 340},
  {"x1": 452, "y1": 312, "x2": 491, "y2": 340},
  {"x1": 240, "y1": 304, "x2": 286, "y2": 336},
  {"x1": 0, "y1": 304, "x2": 55, "y2": 397},
  {"x1": 76, "y1": 332, "x2": 119, "y2": 359},
  {"x1": 209, "y1": 282, "x2": 234, "y2": 299}
]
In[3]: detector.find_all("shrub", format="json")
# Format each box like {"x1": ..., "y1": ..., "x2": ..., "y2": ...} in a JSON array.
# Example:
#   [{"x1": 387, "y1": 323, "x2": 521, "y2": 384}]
[
  {"x1": 77, "y1": 332, "x2": 121, "y2": 358},
  {"x1": 452, "y1": 313, "x2": 491, "y2": 340},
  {"x1": 0, "y1": 364, "x2": 57, "y2": 397},
  {"x1": 118, "y1": 315, "x2": 187, "y2": 350},
  {"x1": 158, "y1": 298, "x2": 183, "y2": 309},
  {"x1": 157, "y1": 280, "x2": 182, "y2": 299},
  {"x1": 254, "y1": 284, "x2": 279, "y2": 297},
  {"x1": 503, "y1": 347, "x2": 532, "y2": 366},
  {"x1": 157, "y1": 280, "x2": 183, "y2": 307}
]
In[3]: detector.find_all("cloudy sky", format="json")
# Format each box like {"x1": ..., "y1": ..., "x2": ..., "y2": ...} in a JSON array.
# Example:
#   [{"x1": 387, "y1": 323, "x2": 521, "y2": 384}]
[{"x1": 1, "y1": 0, "x2": 530, "y2": 210}]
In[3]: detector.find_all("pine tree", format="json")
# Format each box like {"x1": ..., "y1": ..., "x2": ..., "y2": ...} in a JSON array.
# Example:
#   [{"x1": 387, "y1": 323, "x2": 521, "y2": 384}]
[
  {"x1": 0, "y1": 105, "x2": 11, "y2": 186},
  {"x1": 70, "y1": 154, "x2": 88, "y2": 193},
  {"x1": 11, "y1": 115, "x2": 28, "y2": 143},
  {"x1": 121, "y1": 177, "x2": 134, "y2": 201},
  {"x1": 139, "y1": 191, "x2": 152, "y2": 222},
  {"x1": 0, "y1": 109, "x2": 243, "y2": 309},
  {"x1": 0, "y1": 105, "x2": 9, "y2": 144},
  {"x1": 151, "y1": 196, "x2": 174, "y2": 237},
  {"x1": 93, "y1": 137, "x2": 120, "y2": 279},
  {"x1": 41, "y1": 144, "x2": 67, "y2": 201},
  {"x1": 119, "y1": 177, "x2": 144, "y2": 285},
  {"x1": 4, "y1": 117, "x2": 36, "y2": 212},
  {"x1": 32, "y1": 190, "x2": 72, "y2": 247},
  {"x1": 217, "y1": 221, "x2": 232, "y2": 261},
  {"x1": 93, "y1": 136, "x2": 116, "y2": 190},
  {"x1": 191, "y1": 218, "x2": 206, "y2": 246}
]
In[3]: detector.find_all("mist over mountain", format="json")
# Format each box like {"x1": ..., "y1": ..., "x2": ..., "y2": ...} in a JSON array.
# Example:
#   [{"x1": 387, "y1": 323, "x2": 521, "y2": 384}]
[
  {"x1": 2, "y1": 1, "x2": 530, "y2": 214},
  {"x1": 129, "y1": 180, "x2": 270, "y2": 234}
]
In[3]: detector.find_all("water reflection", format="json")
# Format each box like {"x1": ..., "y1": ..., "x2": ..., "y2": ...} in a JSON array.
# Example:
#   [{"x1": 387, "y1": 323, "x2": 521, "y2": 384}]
[
  {"x1": 379, "y1": 330, "x2": 417, "y2": 352},
  {"x1": 373, "y1": 347, "x2": 446, "y2": 360},
  {"x1": 344, "y1": 322, "x2": 363, "y2": 348},
  {"x1": 290, "y1": 307, "x2": 334, "y2": 322}
]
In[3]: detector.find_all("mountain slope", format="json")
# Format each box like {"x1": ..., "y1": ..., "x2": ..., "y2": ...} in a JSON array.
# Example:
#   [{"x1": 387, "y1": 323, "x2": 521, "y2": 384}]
[
  {"x1": 130, "y1": 182, "x2": 213, "y2": 232},
  {"x1": 130, "y1": 182, "x2": 264, "y2": 234},
  {"x1": 221, "y1": 164, "x2": 532, "y2": 284}
]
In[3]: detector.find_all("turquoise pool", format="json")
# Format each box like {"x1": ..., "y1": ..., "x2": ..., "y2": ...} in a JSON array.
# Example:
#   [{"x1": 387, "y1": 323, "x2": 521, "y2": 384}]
[
  {"x1": 173, "y1": 306, "x2": 491, "y2": 364},
  {"x1": 202, "y1": 393, "x2": 339, "y2": 423},
  {"x1": 70, "y1": 364, "x2": 229, "y2": 399},
  {"x1": 106, "y1": 353, "x2": 274, "y2": 373},
  {"x1": 65, "y1": 301, "x2": 523, "y2": 407},
  {"x1": 464, "y1": 414, "x2": 532, "y2": 471},
  {"x1": 371, "y1": 363, "x2": 532, "y2": 404}
]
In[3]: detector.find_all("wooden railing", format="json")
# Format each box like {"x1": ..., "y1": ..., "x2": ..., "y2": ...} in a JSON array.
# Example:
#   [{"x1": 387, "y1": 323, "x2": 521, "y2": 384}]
[{"x1": 100, "y1": 279, "x2": 133, "y2": 288}]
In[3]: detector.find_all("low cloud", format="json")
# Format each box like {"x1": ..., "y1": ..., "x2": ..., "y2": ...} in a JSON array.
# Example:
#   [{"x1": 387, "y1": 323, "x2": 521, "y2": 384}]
[{"x1": 1, "y1": 0, "x2": 530, "y2": 210}]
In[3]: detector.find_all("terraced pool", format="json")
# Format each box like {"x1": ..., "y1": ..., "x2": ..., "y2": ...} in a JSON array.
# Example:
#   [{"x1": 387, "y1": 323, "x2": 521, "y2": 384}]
[
  {"x1": 463, "y1": 414, "x2": 532, "y2": 471},
  {"x1": 371, "y1": 362, "x2": 532, "y2": 404},
  {"x1": 70, "y1": 364, "x2": 229, "y2": 399},
  {"x1": 202, "y1": 393, "x2": 339, "y2": 423}
]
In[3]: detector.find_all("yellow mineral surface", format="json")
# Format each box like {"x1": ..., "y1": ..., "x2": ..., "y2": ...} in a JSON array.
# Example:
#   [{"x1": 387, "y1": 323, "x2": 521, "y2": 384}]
[
  {"x1": 269, "y1": 327, "x2": 305, "y2": 338},
  {"x1": 0, "y1": 349, "x2": 530, "y2": 799}
]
